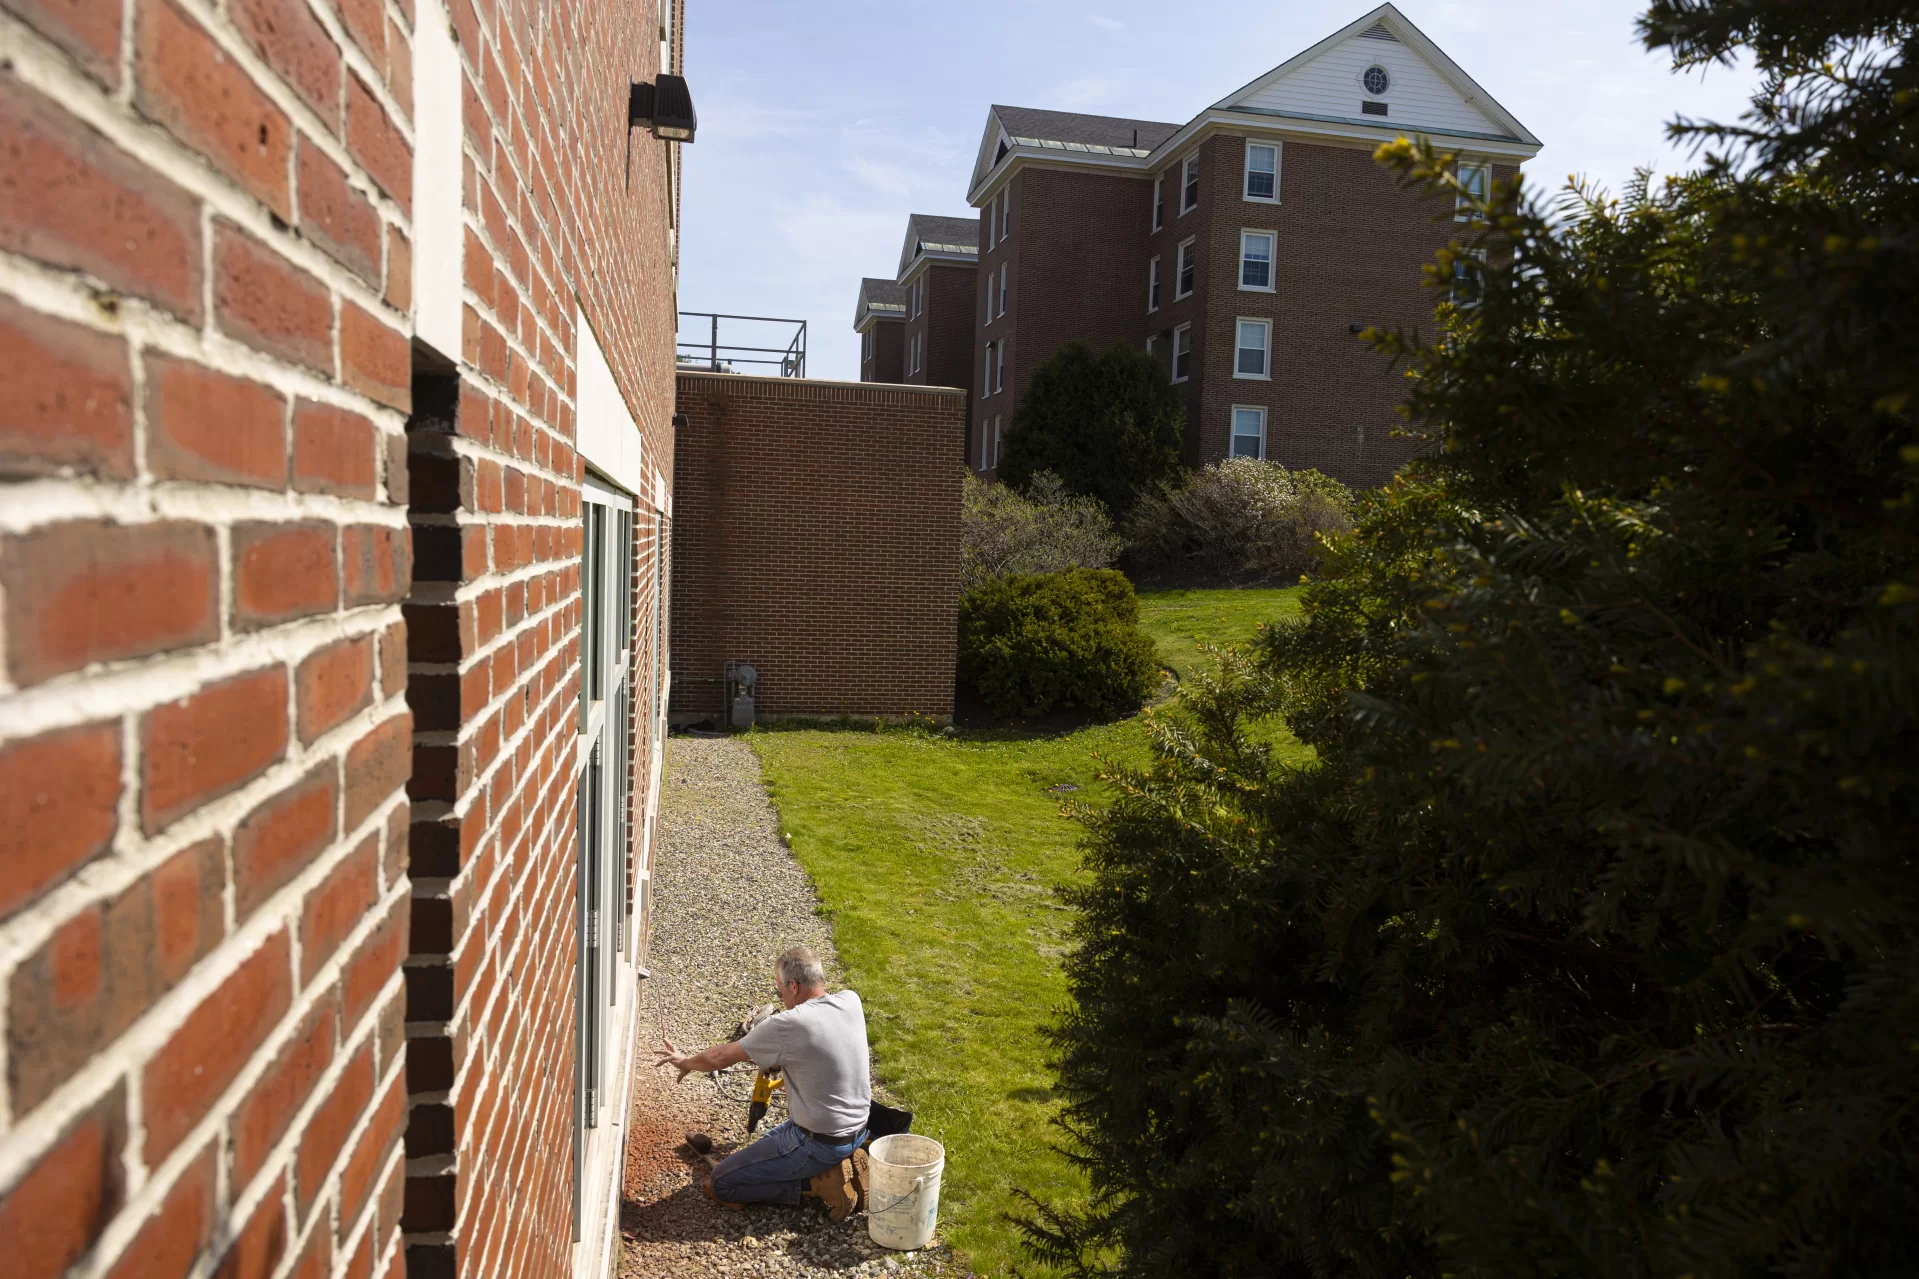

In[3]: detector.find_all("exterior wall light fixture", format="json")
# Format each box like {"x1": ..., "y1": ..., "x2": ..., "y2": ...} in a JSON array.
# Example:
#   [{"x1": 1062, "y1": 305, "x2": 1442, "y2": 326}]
[{"x1": 629, "y1": 75, "x2": 697, "y2": 142}]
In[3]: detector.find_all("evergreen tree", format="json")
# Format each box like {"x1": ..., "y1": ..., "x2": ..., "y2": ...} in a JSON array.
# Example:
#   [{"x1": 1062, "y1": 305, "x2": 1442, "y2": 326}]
[
  {"x1": 1000, "y1": 342, "x2": 1187, "y2": 514},
  {"x1": 1028, "y1": 2, "x2": 1919, "y2": 1275}
]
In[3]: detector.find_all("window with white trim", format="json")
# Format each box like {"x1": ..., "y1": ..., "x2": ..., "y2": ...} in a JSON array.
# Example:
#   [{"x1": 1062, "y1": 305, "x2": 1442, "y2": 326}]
[
  {"x1": 984, "y1": 273, "x2": 994, "y2": 325},
  {"x1": 1152, "y1": 173, "x2": 1164, "y2": 230},
  {"x1": 1230, "y1": 405, "x2": 1266, "y2": 459},
  {"x1": 862, "y1": 328, "x2": 872, "y2": 361},
  {"x1": 986, "y1": 200, "x2": 996, "y2": 247},
  {"x1": 998, "y1": 263, "x2": 1007, "y2": 317},
  {"x1": 1148, "y1": 256, "x2": 1160, "y2": 312},
  {"x1": 1455, "y1": 163, "x2": 1490, "y2": 221},
  {"x1": 574, "y1": 479, "x2": 637, "y2": 1233},
  {"x1": 1000, "y1": 188, "x2": 1010, "y2": 239},
  {"x1": 1244, "y1": 141, "x2": 1279, "y2": 202},
  {"x1": 995, "y1": 340, "x2": 1006, "y2": 392},
  {"x1": 1452, "y1": 247, "x2": 1488, "y2": 307},
  {"x1": 1239, "y1": 231, "x2": 1274, "y2": 291},
  {"x1": 1235, "y1": 318, "x2": 1271, "y2": 379},
  {"x1": 1176, "y1": 238, "x2": 1196, "y2": 299},
  {"x1": 1172, "y1": 323, "x2": 1192, "y2": 382},
  {"x1": 1181, "y1": 154, "x2": 1200, "y2": 212},
  {"x1": 983, "y1": 342, "x2": 993, "y2": 396}
]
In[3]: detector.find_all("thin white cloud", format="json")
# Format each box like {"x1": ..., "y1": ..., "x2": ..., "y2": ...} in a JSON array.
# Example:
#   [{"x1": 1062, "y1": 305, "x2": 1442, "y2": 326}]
[{"x1": 1088, "y1": 14, "x2": 1124, "y2": 33}]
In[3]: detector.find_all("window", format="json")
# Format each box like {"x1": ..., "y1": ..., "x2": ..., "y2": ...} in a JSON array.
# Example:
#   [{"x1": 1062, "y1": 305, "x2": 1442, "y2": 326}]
[
  {"x1": 1239, "y1": 231, "x2": 1274, "y2": 291},
  {"x1": 574, "y1": 480, "x2": 637, "y2": 1233},
  {"x1": 1455, "y1": 163, "x2": 1490, "y2": 221},
  {"x1": 1172, "y1": 323, "x2": 1192, "y2": 382},
  {"x1": 1244, "y1": 142, "x2": 1279, "y2": 202},
  {"x1": 911, "y1": 332, "x2": 920, "y2": 374},
  {"x1": 986, "y1": 200, "x2": 996, "y2": 248},
  {"x1": 983, "y1": 342, "x2": 993, "y2": 396},
  {"x1": 1176, "y1": 238, "x2": 1196, "y2": 298},
  {"x1": 1145, "y1": 333, "x2": 1157, "y2": 357},
  {"x1": 1148, "y1": 256, "x2": 1161, "y2": 312},
  {"x1": 993, "y1": 416, "x2": 1003, "y2": 468},
  {"x1": 862, "y1": 328, "x2": 872, "y2": 361},
  {"x1": 1000, "y1": 188, "x2": 1010, "y2": 239},
  {"x1": 1181, "y1": 155, "x2": 1200, "y2": 212},
  {"x1": 1235, "y1": 318, "x2": 1271, "y2": 378},
  {"x1": 1152, "y1": 174, "x2": 1164, "y2": 230},
  {"x1": 980, "y1": 418, "x2": 991, "y2": 471},
  {"x1": 1452, "y1": 247, "x2": 1488, "y2": 307},
  {"x1": 1230, "y1": 405, "x2": 1266, "y2": 458},
  {"x1": 1362, "y1": 64, "x2": 1390, "y2": 96},
  {"x1": 998, "y1": 263, "x2": 1007, "y2": 317},
  {"x1": 995, "y1": 340, "x2": 1006, "y2": 392},
  {"x1": 984, "y1": 273, "x2": 994, "y2": 324}
]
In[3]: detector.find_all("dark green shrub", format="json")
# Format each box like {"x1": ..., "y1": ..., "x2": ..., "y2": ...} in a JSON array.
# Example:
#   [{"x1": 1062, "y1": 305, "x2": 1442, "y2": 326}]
[
  {"x1": 999, "y1": 343, "x2": 1186, "y2": 514},
  {"x1": 957, "y1": 569, "x2": 1161, "y2": 719},
  {"x1": 1023, "y1": 2, "x2": 1919, "y2": 1275}
]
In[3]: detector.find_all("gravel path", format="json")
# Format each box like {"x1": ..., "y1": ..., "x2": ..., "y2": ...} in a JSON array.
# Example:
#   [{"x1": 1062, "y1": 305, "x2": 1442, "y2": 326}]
[{"x1": 618, "y1": 736, "x2": 959, "y2": 1279}]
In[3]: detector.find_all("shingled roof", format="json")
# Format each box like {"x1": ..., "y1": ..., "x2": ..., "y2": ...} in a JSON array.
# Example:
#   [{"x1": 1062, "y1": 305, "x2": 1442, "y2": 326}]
[
  {"x1": 854, "y1": 276, "x2": 907, "y2": 329},
  {"x1": 896, "y1": 213, "x2": 980, "y2": 279},
  {"x1": 991, "y1": 105, "x2": 1181, "y2": 153}
]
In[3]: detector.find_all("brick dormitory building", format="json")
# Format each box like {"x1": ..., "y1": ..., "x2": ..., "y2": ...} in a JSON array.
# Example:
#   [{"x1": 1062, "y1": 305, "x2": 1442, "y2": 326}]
[
  {"x1": 854, "y1": 2, "x2": 1541, "y2": 488},
  {"x1": 1, "y1": 0, "x2": 689, "y2": 1277}
]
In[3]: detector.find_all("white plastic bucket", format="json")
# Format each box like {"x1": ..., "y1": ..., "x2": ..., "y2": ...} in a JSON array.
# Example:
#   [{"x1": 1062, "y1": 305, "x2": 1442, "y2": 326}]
[{"x1": 865, "y1": 1133, "x2": 945, "y2": 1251}]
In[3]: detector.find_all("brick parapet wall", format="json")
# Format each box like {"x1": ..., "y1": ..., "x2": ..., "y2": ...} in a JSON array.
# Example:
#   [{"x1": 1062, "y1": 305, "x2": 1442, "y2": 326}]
[
  {"x1": 670, "y1": 373, "x2": 961, "y2": 722},
  {"x1": 0, "y1": 1, "x2": 417, "y2": 1278}
]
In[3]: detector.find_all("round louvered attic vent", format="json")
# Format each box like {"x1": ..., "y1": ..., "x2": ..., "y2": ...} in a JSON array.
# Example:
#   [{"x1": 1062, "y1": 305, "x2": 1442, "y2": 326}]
[{"x1": 1362, "y1": 65, "x2": 1390, "y2": 96}]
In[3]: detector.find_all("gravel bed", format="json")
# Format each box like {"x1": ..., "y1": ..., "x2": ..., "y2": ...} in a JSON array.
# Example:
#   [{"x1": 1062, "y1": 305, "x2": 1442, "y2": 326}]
[{"x1": 619, "y1": 736, "x2": 960, "y2": 1279}]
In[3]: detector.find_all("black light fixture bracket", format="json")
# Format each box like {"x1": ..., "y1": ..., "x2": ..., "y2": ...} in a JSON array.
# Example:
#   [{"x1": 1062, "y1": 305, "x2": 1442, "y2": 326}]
[{"x1": 629, "y1": 74, "x2": 697, "y2": 143}]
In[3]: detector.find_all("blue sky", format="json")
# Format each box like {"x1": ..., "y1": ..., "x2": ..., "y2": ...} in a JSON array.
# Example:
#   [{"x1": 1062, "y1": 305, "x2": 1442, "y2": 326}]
[{"x1": 678, "y1": 1, "x2": 1758, "y2": 382}]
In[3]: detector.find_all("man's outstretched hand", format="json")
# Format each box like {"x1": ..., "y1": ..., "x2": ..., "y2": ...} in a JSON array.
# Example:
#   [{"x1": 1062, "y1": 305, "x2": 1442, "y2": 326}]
[{"x1": 652, "y1": 1036, "x2": 750, "y2": 1082}]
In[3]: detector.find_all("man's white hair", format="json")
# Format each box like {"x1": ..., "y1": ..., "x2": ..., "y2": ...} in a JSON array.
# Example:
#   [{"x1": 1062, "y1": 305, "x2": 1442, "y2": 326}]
[{"x1": 777, "y1": 946, "x2": 825, "y2": 990}]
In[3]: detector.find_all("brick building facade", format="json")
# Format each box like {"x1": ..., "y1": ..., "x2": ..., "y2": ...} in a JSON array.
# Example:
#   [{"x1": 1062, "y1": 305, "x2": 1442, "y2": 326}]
[
  {"x1": 964, "y1": 3, "x2": 1540, "y2": 488},
  {"x1": 670, "y1": 372, "x2": 962, "y2": 724},
  {"x1": 854, "y1": 276, "x2": 905, "y2": 384},
  {"x1": 0, "y1": 3, "x2": 684, "y2": 1279}
]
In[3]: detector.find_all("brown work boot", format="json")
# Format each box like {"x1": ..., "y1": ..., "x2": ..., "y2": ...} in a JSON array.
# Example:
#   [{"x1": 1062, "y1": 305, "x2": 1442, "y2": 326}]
[
  {"x1": 802, "y1": 1159, "x2": 858, "y2": 1222},
  {"x1": 850, "y1": 1147, "x2": 869, "y2": 1214},
  {"x1": 701, "y1": 1175, "x2": 743, "y2": 1211}
]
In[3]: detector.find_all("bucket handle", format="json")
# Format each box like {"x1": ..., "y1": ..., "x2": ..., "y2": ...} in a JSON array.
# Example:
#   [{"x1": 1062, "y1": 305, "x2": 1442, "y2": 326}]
[{"x1": 866, "y1": 1173, "x2": 925, "y2": 1217}]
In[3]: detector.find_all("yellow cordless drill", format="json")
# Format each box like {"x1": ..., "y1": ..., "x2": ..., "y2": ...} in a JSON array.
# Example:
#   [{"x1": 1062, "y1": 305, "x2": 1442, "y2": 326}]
[{"x1": 746, "y1": 1066, "x2": 783, "y2": 1133}]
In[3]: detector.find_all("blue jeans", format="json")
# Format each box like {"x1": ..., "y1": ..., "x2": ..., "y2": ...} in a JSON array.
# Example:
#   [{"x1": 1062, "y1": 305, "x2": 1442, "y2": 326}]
[{"x1": 709, "y1": 1120, "x2": 866, "y2": 1206}]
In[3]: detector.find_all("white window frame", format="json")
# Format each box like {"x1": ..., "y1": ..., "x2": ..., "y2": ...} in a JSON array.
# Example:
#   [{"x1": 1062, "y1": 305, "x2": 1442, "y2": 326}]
[
  {"x1": 1455, "y1": 162, "x2": 1491, "y2": 222},
  {"x1": 1451, "y1": 247, "x2": 1488, "y2": 308},
  {"x1": 995, "y1": 340, "x2": 1006, "y2": 393},
  {"x1": 1171, "y1": 322, "x2": 1192, "y2": 383},
  {"x1": 1175, "y1": 237, "x2": 1196, "y2": 300},
  {"x1": 998, "y1": 263, "x2": 1007, "y2": 317},
  {"x1": 984, "y1": 273, "x2": 994, "y2": 325},
  {"x1": 1147, "y1": 256, "x2": 1160, "y2": 313},
  {"x1": 1229, "y1": 404, "x2": 1267, "y2": 459},
  {"x1": 1145, "y1": 333, "x2": 1156, "y2": 357},
  {"x1": 1152, "y1": 173, "x2": 1164, "y2": 230},
  {"x1": 1238, "y1": 230, "x2": 1276, "y2": 292},
  {"x1": 1233, "y1": 317, "x2": 1272, "y2": 380},
  {"x1": 983, "y1": 342, "x2": 992, "y2": 396},
  {"x1": 1180, "y1": 153, "x2": 1200, "y2": 213},
  {"x1": 992, "y1": 415, "x2": 1003, "y2": 467},
  {"x1": 862, "y1": 327, "x2": 873, "y2": 361},
  {"x1": 986, "y1": 200, "x2": 996, "y2": 248},
  {"x1": 1000, "y1": 188, "x2": 1010, "y2": 239},
  {"x1": 1243, "y1": 140, "x2": 1280, "y2": 203}
]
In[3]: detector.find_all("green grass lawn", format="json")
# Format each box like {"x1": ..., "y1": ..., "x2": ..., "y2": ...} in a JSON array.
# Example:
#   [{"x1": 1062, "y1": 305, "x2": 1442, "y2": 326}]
[{"x1": 748, "y1": 586, "x2": 1304, "y2": 1275}]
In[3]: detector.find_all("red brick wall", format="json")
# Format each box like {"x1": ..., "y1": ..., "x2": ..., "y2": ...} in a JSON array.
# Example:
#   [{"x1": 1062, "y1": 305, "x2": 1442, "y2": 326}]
[
  {"x1": 981, "y1": 139, "x2": 1517, "y2": 488},
  {"x1": 859, "y1": 318, "x2": 904, "y2": 384},
  {"x1": 0, "y1": 2, "x2": 415, "y2": 1278},
  {"x1": 670, "y1": 373, "x2": 962, "y2": 721},
  {"x1": 0, "y1": 0, "x2": 680, "y2": 1276},
  {"x1": 981, "y1": 165, "x2": 1153, "y2": 469},
  {"x1": 401, "y1": 0, "x2": 681, "y2": 1276}
]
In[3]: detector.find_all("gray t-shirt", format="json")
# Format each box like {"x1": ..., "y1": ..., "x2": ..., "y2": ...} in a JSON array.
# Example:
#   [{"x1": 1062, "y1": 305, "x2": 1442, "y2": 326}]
[{"x1": 739, "y1": 989, "x2": 872, "y2": 1137}]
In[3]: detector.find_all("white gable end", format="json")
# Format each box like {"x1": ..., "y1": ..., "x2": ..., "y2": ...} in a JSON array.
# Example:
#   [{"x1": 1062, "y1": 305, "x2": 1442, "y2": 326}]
[{"x1": 1215, "y1": 6, "x2": 1538, "y2": 147}]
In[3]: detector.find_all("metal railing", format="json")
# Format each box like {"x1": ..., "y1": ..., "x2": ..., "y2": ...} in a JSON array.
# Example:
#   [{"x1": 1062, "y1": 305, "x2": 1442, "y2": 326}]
[{"x1": 676, "y1": 312, "x2": 807, "y2": 377}]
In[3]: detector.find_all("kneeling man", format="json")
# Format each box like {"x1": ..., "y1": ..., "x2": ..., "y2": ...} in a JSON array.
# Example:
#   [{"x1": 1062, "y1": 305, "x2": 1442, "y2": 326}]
[{"x1": 655, "y1": 946, "x2": 871, "y2": 1218}]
